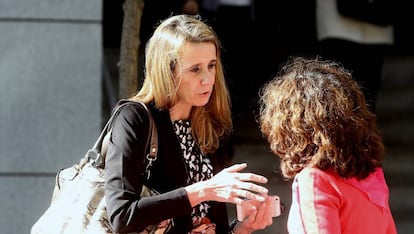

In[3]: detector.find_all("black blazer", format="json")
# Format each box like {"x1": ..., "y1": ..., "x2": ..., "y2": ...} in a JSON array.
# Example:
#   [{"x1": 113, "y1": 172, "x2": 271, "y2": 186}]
[{"x1": 105, "y1": 101, "x2": 230, "y2": 233}]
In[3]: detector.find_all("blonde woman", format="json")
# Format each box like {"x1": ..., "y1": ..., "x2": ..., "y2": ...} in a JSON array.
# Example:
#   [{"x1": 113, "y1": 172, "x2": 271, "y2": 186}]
[{"x1": 105, "y1": 14, "x2": 274, "y2": 233}]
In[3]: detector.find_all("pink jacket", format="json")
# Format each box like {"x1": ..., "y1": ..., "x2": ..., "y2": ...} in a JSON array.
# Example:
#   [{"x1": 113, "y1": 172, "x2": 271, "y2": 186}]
[{"x1": 287, "y1": 167, "x2": 397, "y2": 234}]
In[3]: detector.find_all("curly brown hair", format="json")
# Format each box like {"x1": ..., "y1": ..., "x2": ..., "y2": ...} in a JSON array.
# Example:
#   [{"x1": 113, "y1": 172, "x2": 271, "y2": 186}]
[{"x1": 259, "y1": 57, "x2": 385, "y2": 180}]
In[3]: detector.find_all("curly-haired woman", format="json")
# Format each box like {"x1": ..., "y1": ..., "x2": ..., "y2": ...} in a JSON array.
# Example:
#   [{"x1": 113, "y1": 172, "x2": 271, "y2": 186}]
[{"x1": 259, "y1": 56, "x2": 397, "y2": 234}]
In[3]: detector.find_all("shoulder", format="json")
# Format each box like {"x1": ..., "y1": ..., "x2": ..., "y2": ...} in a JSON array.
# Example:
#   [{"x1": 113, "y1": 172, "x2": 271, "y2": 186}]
[
  {"x1": 109, "y1": 100, "x2": 153, "y2": 132},
  {"x1": 114, "y1": 100, "x2": 149, "y2": 120},
  {"x1": 115, "y1": 100, "x2": 148, "y2": 114},
  {"x1": 296, "y1": 167, "x2": 340, "y2": 189},
  {"x1": 296, "y1": 167, "x2": 326, "y2": 179}
]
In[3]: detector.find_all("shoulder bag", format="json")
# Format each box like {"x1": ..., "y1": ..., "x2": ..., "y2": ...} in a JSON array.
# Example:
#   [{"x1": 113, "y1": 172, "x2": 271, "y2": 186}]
[{"x1": 30, "y1": 100, "x2": 170, "y2": 234}]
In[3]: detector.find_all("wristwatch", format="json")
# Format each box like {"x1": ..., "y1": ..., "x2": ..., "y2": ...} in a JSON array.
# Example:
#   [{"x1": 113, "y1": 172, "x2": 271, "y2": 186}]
[{"x1": 229, "y1": 219, "x2": 239, "y2": 234}]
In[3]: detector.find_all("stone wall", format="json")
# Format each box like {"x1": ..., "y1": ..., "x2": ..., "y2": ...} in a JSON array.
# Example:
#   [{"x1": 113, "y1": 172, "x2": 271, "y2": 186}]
[{"x1": 0, "y1": 1, "x2": 102, "y2": 233}]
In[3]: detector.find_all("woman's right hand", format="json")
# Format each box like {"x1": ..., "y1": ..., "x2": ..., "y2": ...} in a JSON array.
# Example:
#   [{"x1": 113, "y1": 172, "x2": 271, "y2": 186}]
[
  {"x1": 233, "y1": 196, "x2": 274, "y2": 234},
  {"x1": 185, "y1": 163, "x2": 269, "y2": 207}
]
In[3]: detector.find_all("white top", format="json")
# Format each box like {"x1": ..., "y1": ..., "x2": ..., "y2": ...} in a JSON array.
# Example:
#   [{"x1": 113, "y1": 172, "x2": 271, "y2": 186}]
[{"x1": 316, "y1": 0, "x2": 394, "y2": 44}]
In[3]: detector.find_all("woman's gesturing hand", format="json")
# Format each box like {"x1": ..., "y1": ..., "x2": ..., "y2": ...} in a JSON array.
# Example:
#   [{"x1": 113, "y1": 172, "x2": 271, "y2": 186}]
[{"x1": 185, "y1": 163, "x2": 269, "y2": 207}]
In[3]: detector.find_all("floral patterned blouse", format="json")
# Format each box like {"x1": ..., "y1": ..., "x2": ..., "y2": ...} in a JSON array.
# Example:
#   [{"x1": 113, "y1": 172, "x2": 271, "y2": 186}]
[{"x1": 172, "y1": 120, "x2": 213, "y2": 218}]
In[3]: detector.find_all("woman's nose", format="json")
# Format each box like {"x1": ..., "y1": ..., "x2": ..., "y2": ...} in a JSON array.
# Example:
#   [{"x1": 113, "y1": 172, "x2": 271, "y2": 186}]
[{"x1": 201, "y1": 71, "x2": 214, "y2": 85}]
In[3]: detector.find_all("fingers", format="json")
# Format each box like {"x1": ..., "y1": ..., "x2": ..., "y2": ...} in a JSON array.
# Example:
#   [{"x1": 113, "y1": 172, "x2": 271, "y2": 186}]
[
  {"x1": 241, "y1": 197, "x2": 274, "y2": 230},
  {"x1": 236, "y1": 189, "x2": 261, "y2": 202},
  {"x1": 255, "y1": 197, "x2": 273, "y2": 224},
  {"x1": 237, "y1": 172, "x2": 268, "y2": 184},
  {"x1": 236, "y1": 181, "x2": 269, "y2": 196},
  {"x1": 220, "y1": 163, "x2": 267, "y2": 185},
  {"x1": 233, "y1": 173, "x2": 269, "y2": 201},
  {"x1": 223, "y1": 163, "x2": 267, "y2": 184},
  {"x1": 217, "y1": 186, "x2": 267, "y2": 204},
  {"x1": 248, "y1": 190, "x2": 268, "y2": 202},
  {"x1": 208, "y1": 163, "x2": 270, "y2": 204},
  {"x1": 234, "y1": 188, "x2": 267, "y2": 203},
  {"x1": 222, "y1": 163, "x2": 248, "y2": 173}
]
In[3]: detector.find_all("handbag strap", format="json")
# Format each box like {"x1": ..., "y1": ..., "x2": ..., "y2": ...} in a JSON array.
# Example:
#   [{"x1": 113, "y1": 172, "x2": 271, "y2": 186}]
[{"x1": 83, "y1": 100, "x2": 158, "y2": 174}]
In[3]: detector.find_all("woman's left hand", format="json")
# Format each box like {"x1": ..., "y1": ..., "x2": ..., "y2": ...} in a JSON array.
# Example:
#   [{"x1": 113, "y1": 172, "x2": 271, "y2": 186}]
[{"x1": 234, "y1": 196, "x2": 274, "y2": 234}]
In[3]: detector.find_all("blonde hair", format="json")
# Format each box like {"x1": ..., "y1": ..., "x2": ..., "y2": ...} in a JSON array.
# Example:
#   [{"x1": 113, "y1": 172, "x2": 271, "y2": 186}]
[
  {"x1": 130, "y1": 14, "x2": 232, "y2": 154},
  {"x1": 259, "y1": 57, "x2": 384, "y2": 180}
]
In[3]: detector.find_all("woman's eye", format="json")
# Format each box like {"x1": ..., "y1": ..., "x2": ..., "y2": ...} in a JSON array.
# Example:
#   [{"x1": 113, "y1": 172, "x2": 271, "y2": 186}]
[
  {"x1": 208, "y1": 63, "x2": 216, "y2": 69},
  {"x1": 190, "y1": 67, "x2": 200, "y2": 73}
]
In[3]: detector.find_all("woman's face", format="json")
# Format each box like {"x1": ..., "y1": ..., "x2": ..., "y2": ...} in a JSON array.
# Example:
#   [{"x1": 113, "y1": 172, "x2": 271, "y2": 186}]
[{"x1": 173, "y1": 41, "x2": 217, "y2": 116}]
